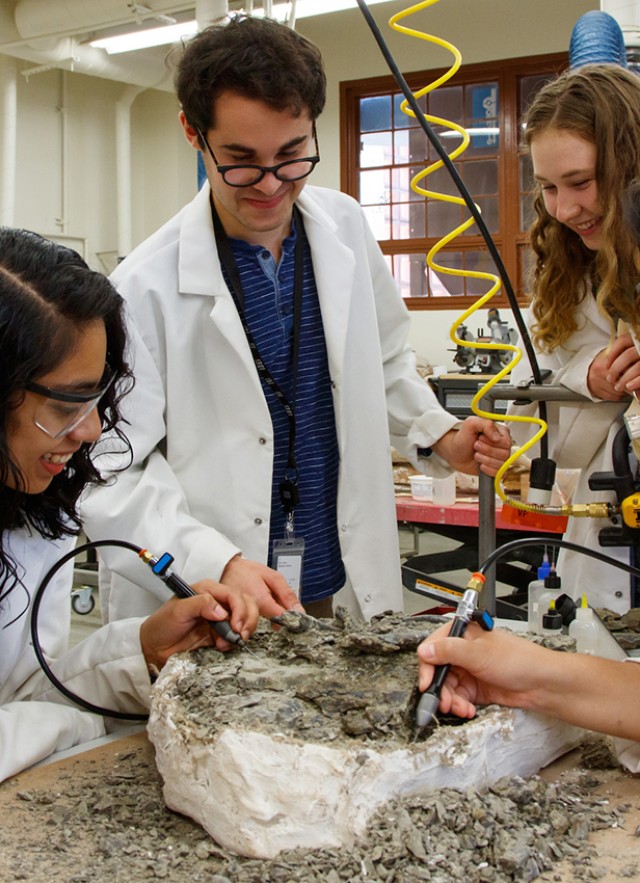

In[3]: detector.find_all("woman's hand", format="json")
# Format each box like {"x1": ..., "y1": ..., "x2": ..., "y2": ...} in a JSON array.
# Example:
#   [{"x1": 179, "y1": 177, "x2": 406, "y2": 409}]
[
  {"x1": 418, "y1": 620, "x2": 640, "y2": 741},
  {"x1": 140, "y1": 584, "x2": 259, "y2": 672},
  {"x1": 588, "y1": 334, "x2": 640, "y2": 399},
  {"x1": 417, "y1": 621, "x2": 549, "y2": 719}
]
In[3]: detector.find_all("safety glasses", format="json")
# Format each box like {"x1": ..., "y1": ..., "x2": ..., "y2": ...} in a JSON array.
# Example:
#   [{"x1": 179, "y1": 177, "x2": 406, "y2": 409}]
[{"x1": 24, "y1": 367, "x2": 115, "y2": 439}]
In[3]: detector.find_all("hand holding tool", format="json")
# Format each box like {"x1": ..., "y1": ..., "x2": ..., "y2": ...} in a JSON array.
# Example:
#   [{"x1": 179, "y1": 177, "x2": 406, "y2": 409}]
[
  {"x1": 415, "y1": 574, "x2": 493, "y2": 735},
  {"x1": 139, "y1": 549, "x2": 247, "y2": 648}
]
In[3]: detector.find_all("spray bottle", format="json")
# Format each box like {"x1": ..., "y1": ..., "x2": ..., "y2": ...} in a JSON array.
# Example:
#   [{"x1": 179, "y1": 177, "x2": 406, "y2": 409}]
[
  {"x1": 568, "y1": 594, "x2": 599, "y2": 655},
  {"x1": 527, "y1": 553, "x2": 551, "y2": 632}
]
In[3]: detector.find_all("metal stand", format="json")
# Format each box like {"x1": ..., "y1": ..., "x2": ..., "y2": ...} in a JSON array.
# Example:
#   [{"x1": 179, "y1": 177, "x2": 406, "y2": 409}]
[{"x1": 478, "y1": 382, "x2": 590, "y2": 615}]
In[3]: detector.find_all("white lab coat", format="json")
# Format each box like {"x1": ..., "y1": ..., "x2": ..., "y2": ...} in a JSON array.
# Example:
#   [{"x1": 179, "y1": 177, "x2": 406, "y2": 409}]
[
  {"x1": 81, "y1": 183, "x2": 458, "y2": 622},
  {"x1": 509, "y1": 295, "x2": 632, "y2": 613},
  {"x1": 0, "y1": 528, "x2": 151, "y2": 783}
]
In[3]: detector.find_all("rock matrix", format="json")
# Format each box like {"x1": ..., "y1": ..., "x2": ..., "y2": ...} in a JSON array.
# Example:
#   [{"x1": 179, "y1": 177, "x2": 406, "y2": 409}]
[{"x1": 148, "y1": 610, "x2": 583, "y2": 858}]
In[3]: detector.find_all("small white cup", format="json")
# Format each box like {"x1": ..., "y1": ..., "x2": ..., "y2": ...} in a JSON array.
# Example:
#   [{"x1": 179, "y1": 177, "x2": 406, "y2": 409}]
[
  {"x1": 409, "y1": 475, "x2": 434, "y2": 502},
  {"x1": 433, "y1": 473, "x2": 456, "y2": 506}
]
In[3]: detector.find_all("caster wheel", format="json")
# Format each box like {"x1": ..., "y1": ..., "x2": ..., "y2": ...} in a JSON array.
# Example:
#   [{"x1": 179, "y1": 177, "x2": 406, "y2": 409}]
[{"x1": 71, "y1": 589, "x2": 95, "y2": 615}]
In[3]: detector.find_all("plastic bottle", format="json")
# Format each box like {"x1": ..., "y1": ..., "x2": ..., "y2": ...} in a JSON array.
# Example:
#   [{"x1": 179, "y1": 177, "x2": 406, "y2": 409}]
[
  {"x1": 536, "y1": 566, "x2": 563, "y2": 633},
  {"x1": 527, "y1": 555, "x2": 551, "y2": 632},
  {"x1": 541, "y1": 598, "x2": 563, "y2": 635},
  {"x1": 568, "y1": 594, "x2": 599, "y2": 655}
]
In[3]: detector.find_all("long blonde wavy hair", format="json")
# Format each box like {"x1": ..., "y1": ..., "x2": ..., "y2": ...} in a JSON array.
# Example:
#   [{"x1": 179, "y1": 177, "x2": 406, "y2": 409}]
[{"x1": 525, "y1": 64, "x2": 640, "y2": 351}]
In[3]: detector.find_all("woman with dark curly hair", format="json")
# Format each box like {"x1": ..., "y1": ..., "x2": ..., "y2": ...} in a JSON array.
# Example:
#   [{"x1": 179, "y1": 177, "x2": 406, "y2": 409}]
[
  {"x1": 510, "y1": 64, "x2": 640, "y2": 613},
  {"x1": 0, "y1": 228, "x2": 258, "y2": 782}
]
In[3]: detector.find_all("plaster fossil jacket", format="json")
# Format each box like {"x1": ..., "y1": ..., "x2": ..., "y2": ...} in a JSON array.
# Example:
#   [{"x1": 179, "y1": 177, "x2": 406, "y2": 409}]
[{"x1": 81, "y1": 183, "x2": 458, "y2": 623}]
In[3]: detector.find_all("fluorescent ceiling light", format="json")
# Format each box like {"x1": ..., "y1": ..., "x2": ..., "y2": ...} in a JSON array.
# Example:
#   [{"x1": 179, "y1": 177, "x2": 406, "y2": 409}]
[
  {"x1": 91, "y1": 21, "x2": 198, "y2": 54},
  {"x1": 291, "y1": 0, "x2": 392, "y2": 14},
  {"x1": 90, "y1": 0, "x2": 393, "y2": 54}
]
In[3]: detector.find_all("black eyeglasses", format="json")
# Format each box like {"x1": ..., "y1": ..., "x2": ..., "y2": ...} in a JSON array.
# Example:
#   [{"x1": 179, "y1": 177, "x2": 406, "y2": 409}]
[{"x1": 198, "y1": 125, "x2": 320, "y2": 188}]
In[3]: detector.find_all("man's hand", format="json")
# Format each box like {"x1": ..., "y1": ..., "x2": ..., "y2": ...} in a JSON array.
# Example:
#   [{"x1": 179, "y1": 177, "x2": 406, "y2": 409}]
[
  {"x1": 432, "y1": 418, "x2": 510, "y2": 476},
  {"x1": 220, "y1": 555, "x2": 305, "y2": 618},
  {"x1": 140, "y1": 586, "x2": 259, "y2": 672}
]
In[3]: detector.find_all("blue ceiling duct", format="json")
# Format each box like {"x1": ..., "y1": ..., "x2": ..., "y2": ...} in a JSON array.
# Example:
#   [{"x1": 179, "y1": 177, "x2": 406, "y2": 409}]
[{"x1": 569, "y1": 10, "x2": 627, "y2": 69}]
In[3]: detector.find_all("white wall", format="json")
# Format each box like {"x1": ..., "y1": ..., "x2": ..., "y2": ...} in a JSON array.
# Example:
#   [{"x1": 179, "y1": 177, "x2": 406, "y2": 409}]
[{"x1": 2, "y1": 0, "x2": 597, "y2": 363}]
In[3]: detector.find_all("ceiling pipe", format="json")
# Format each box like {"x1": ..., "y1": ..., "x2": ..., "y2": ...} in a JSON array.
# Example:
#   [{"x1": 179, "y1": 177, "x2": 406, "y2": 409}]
[
  {"x1": 286, "y1": 0, "x2": 297, "y2": 29},
  {"x1": 115, "y1": 85, "x2": 146, "y2": 258},
  {"x1": 0, "y1": 0, "x2": 181, "y2": 91},
  {"x1": 12, "y1": 0, "x2": 194, "y2": 45},
  {"x1": 55, "y1": 70, "x2": 68, "y2": 233},
  {"x1": 0, "y1": 1, "x2": 274, "y2": 94},
  {"x1": 0, "y1": 55, "x2": 18, "y2": 226},
  {"x1": 196, "y1": 0, "x2": 229, "y2": 26},
  {"x1": 0, "y1": 40, "x2": 174, "y2": 91}
]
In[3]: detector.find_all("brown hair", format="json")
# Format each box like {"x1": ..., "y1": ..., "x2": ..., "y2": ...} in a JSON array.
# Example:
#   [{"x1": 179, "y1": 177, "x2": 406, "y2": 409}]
[
  {"x1": 174, "y1": 14, "x2": 326, "y2": 139},
  {"x1": 524, "y1": 64, "x2": 640, "y2": 349}
]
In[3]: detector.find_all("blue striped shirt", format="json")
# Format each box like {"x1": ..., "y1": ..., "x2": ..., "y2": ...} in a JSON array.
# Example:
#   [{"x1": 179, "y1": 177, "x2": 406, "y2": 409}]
[{"x1": 225, "y1": 225, "x2": 346, "y2": 602}]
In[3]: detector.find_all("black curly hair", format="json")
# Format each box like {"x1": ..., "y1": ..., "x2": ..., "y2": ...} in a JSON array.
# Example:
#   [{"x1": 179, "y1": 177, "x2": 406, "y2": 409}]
[{"x1": 0, "y1": 227, "x2": 133, "y2": 597}]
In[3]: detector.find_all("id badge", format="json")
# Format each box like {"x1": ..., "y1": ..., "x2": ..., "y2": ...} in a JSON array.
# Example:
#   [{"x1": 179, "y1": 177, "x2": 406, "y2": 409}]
[{"x1": 272, "y1": 537, "x2": 305, "y2": 596}]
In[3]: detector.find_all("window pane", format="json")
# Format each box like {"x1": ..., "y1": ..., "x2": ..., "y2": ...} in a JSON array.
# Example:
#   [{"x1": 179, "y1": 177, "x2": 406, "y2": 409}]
[
  {"x1": 359, "y1": 168, "x2": 389, "y2": 205},
  {"x1": 360, "y1": 131, "x2": 393, "y2": 168},
  {"x1": 363, "y1": 204, "x2": 390, "y2": 239},
  {"x1": 427, "y1": 251, "x2": 464, "y2": 297},
  {"x1": 466, "y1": 196, "x2": 499, "y2": 235},
  {"x1": 518, "y1": 74, "x2": 554, "y2": 146},
  {"x1": 360, "y1": 95, "x2": 392, "y2": 132},
  {"x1": 465, "y1": 122, "x2": 500, "y2": 156},
  {"x1": 439, "y1": 123, "x2": 500, "y2": 157},
  {"x1": 394, "y1": 129, "x2": 409, "y2": 164},
  {"x1": 519, "y1": 154, "x2": 535, "y2": 231},
  {"x1": 422, "y1": 163, "x2": 460, "y2": 197},
  {"x1": 394, "y1": 253, "x2": 428, "y2": 297},
  {"x1": 428, "y1": 85, "x2": 463, "y2": 124},
  {"x1": 407, "y1": 127, "x2": 429, "y2": 164},
  {"x1": 394, "y1": 92, "x2": 425, "y2": 128},
  {"x1": 518, "y1": 242, "x2": 535, "y2": 295},
  {"x1": 427, "y1": 200, "x2": 463, "y2": 237},
  {"x1": 466, "y1": 83, "x2": 498, "y2": 122},
  {"x1": 391, "y1": 166, "x2": 427, "y2": 202},
  {"x1": 520, "y1": 153, "x2": 534, "y2": 191},
  {"x1": 462, "y1": 159, "x2": 498, "y2": 195},
  {"x1": 463, "y1": 250, "x2": 502, "y2": 296},
  {"x1": 427, "y1": 250, "x2": 500, "y2": 297},
  {"x1": 521, "y1": 196, "x2": 535, "y2": 233},
  {"x1": 392, "y1": 201, "x2": 426, "y2": 239}
]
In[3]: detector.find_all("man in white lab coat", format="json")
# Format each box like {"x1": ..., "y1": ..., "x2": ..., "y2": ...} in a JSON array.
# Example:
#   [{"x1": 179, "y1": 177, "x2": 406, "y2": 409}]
[{"x1": 82, "y1": 15, "x2": 510, "y2": 623}]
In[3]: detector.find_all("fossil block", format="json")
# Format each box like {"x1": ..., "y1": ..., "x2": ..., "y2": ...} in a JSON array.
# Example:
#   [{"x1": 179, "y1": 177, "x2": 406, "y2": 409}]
[{"x1": 147, "y1": 612, "x2": 583, "y2": 859}]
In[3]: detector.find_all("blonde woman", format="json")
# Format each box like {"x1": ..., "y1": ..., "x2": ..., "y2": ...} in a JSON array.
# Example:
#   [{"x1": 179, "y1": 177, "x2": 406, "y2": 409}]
[{"x1": 511, "y1": 64, "x2": 640, "y2": 613}]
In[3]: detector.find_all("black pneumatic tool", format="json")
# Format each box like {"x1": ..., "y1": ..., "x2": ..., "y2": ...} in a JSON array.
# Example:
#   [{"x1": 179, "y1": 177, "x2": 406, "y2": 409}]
[
  {"x1": 139, "y1": 549, "x2": 247, "y2": 648},
  {"x1": 415, "y1": 573, "x2": 494, "y2": 735}
]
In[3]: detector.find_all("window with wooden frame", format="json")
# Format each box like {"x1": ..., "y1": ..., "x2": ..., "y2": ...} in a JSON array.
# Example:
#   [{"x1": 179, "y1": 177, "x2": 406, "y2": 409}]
[{"x1": 340, "y1": 53, "x2": 567, "y2": 310}]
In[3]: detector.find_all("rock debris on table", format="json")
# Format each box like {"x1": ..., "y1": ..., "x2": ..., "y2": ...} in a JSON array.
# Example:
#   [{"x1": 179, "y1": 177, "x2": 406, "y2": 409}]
[
  {"x1": 0, "y1": 611, "x2": 633, "y2": 881},
  {"x1": 2, "y1": 748, "x2": 631, "y2": 882}
]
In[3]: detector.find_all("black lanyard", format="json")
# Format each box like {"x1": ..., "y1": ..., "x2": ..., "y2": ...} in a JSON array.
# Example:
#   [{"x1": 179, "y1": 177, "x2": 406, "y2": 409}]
[{"x1": 210, "y1": 198, "x2": 305, "y2": 517}]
